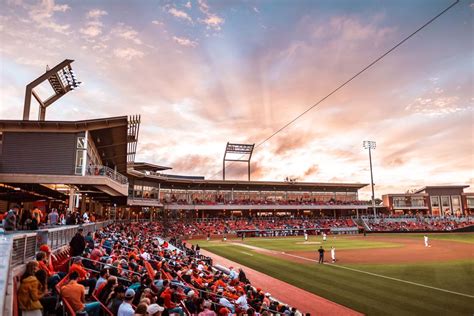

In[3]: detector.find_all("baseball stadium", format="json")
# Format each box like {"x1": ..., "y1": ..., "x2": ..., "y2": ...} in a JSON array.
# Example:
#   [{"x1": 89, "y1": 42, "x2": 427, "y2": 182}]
[{"x1": 0, "y1": 0, "x2": 473, "y2": 316}]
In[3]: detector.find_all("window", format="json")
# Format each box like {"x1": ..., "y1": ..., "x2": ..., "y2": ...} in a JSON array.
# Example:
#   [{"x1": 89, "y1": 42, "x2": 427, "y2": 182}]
[
  {"x1": 393, "y1": 197, "x2": 406, "y2": 207},
  {"x1": 430, "y1": 196, "x2": 440, "y2": 207},
  {"x1": 75, "y1": 136, "x2": 87, "y2": 175},
  {"x1": 75, "y1": 150, "x2": 84, "y2": 174},
  {"x1": 134, "y1": 184, "x2": 143, "y2": 198},
  {"x1": 430, "y1": 196, "x2": 440, "y2": 216},
  {"x1": 467, "y1": 197, "x2": 474, "y2": 208},
  {"x1": 441, "y1": 196, "x2": 451, "y2": 207},
  {"x1": 411, "y1": 197, "x2": 425, "y2": 207},
  {"x1": 451, "y1": 196, "x2": 461, "y2": 208}
]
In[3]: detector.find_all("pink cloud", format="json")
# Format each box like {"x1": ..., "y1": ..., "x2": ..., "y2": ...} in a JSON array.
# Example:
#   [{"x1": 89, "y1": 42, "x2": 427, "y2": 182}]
[{"x1": 168, "y1": 7, "x2": 193, "y2": 23}]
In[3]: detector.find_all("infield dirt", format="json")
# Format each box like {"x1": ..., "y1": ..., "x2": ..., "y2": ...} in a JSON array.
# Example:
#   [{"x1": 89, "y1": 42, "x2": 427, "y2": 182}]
[{"x1": 242, "y1": 236, "x2": 474, "y2": 264}]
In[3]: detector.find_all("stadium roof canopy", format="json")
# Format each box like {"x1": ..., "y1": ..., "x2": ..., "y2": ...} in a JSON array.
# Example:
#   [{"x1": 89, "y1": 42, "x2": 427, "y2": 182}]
[
  {"x1": 0, "y1": 183, "x2": 66, "y2": 202},
  {"x1": 128, "y1": 168, "x2": 367, "y2": 192},
  {"x1": 0, "y1": 116, "x2": 138, "y2": 174},
  {"x1": 414, "y1": 185, "x2": 469, "y2": 194},
  {"x1": 130, "y1": 162, "x2": 172, "y2": 172}
]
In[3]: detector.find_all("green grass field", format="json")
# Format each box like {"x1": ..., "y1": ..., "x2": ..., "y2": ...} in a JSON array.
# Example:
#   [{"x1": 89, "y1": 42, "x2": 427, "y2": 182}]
[{"x1": 194, "y1": 233, "x2": 474, "y2": 316}]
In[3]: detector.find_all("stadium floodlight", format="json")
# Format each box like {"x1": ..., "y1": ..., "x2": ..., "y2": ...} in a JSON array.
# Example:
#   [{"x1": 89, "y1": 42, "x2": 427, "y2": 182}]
[
  {"x1": 23, "y1": 59, "x2": 83, "y2": 121},
  {"x1": 363, "y1": 140, "x2": 377, "y2": 218},
  {"x1": 223, "y1": 142, "x2": 255, "y2": 181}
]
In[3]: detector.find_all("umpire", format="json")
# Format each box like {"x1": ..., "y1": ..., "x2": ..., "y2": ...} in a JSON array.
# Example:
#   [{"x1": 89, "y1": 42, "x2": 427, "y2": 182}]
[{"x1": 318, "y1": 246, "x2": 325, "y2": 264}]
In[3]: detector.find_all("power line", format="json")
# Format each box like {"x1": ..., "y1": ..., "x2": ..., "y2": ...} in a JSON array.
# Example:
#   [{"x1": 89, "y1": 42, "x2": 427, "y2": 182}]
[{"x1": 207, "y1": 0, "x2": 460, "y2": 180}]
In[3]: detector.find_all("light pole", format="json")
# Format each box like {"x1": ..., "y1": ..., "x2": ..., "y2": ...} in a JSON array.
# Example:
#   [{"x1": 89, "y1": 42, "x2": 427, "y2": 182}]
[{"x1": 363, "y1": 141, "x2": 377, "y2": 218}]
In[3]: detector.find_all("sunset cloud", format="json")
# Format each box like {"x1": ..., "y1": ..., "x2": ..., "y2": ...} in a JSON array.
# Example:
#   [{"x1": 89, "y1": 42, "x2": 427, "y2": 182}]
[
  {"x1": 86, "y1": 9, "x2": 107, "y2": 19},
  {"x1": 173, "y1": 36, "x2": 198, "y2": 47},
  {"x1": 113, "y1": 47, "x2": 144, "y2": 60},
  {"x1": 199, "y1": 14, "x2": 224, "y2": 31},
  {"x1": 111, "y1": 23, "x2": 142, "y2": 45},
  {"x1": 27, "y1": 0, "x2": 71, "y2": 34},
  {"x1": 80, "y1": 11, "x2": 107, "y2": 38},
  {"x1": 197, "y1": 0, "x2": 224, "y2": 31},
  {"x1": 168, "y1": 7, "x2": 193, "y2": 23}
]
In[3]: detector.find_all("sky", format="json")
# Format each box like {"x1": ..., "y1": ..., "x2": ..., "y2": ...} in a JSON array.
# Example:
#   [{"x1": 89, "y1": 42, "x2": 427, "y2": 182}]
[{"x1": 0, "y1": 0, "x2": 473, "y2": 199}]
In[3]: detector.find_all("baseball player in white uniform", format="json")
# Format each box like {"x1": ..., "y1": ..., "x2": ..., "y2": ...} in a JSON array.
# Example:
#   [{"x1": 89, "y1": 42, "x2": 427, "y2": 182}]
[
  {"x1": 331, "y1": 246, "x2": 336, "y2": 263},
  {"x1": 323, "y1": 232, "x2": 327, "y2": 242},
  {"x1": 304, "y1": 231, "x2": 308, "y2": 241},
  {"x1": 424, "y1": 235, "x2": 430, "y2": 247}
]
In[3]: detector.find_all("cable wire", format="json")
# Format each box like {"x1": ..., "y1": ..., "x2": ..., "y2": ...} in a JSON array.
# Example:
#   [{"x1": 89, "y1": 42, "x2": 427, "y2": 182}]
[{"x1": 207, "y1": 0, "x2": 460, "y2": 180}]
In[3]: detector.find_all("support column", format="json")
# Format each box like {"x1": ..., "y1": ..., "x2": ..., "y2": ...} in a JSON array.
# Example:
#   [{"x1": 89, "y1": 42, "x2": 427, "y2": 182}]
[
  {"x1": 80, "y1": 194, "x2": 86, "y2": 215},
  {"x1": 68, "y1": 187, "x2": 76, "y2": 214}
]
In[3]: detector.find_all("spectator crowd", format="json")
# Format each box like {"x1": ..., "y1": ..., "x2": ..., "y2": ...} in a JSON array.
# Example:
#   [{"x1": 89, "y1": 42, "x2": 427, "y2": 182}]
[
  {"x1": 2, "y1": 204, "x2": 98, "y2": 231},
  {"x1": 16, "y1": 222, "x2": 309, "y2": 316}
]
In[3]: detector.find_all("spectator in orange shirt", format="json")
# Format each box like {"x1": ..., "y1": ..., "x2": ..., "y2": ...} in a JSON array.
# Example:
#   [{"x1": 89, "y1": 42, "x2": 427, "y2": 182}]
[
  {"x1": 61, "y1": 271, "x2": 100, "y2": 316},
  {"x1": 69, "y1": 257, "x2": 96, "y2": 296},
  {"x1": 160, "y1": 284, "x2": 184, "y2": 316},
  {"x1": 36, "y1": 251, "x2": 65, "y2": 291},
  {"x1": 38, "y1": 244, "x2": 67, "y2": 279}
]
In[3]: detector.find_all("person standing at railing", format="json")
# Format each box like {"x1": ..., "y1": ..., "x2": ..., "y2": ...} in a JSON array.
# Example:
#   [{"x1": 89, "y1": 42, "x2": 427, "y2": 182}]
[
  {"x1": 70, "y1": 228, "x2": 86, "y2": 257},
  {"x1": 83, "y1": 211, "x2": 90, "y2": 223},
  {"x1": 3, "y1": 205, "x2": 18, "y2": 231},
  {"x1": 32, "y1": 207, "x2": 43, "y2": 226},
  {"x1": 48, "y1": 208, "x2": 59, "y2": 225}
]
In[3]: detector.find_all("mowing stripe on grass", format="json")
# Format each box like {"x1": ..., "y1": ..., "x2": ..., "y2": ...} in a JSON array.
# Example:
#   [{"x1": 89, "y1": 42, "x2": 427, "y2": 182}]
[{"x1": 282, "y1": 253, "x2": 474, "y2": 299}]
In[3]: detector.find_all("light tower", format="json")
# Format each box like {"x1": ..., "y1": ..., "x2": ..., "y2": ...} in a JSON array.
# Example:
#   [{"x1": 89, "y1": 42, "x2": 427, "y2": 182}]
[
  {"x1": 23, "y1": 59, "x2": 82, "y2": 121},
  {"x1": 363, "y1": 140, "x2": 377, "y2": 217}
]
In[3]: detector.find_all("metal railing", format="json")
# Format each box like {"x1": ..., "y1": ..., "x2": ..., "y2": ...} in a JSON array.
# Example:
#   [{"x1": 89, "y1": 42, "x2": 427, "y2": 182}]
[
  {"x1": 86, "y1": 165, "x2": 128, "y2": 185},
  {"x1": 0, "y1": 236, "x2": 12, "y2": 315},
  {"x1": 3, "y1": 220, "x2": 113, "y2": 316},
  {"x1": 8, "y1": 220, "x2": 113, "y2": 267}
]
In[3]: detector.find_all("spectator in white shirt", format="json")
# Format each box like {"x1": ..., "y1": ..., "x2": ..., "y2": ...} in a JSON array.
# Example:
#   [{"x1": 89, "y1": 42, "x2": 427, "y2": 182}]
[
  {"x1": 218, "y1": 296, "x2": 235, "y2": 313},
  {"x1": 229, "y1": 267, "x2": 238, "y2": 280},
  {"x1": 235, "y1": 292, "x2": 249, "y2": 311},
  {"x1": 117, "y1": 289, "x2": 135, "y2": 316}
]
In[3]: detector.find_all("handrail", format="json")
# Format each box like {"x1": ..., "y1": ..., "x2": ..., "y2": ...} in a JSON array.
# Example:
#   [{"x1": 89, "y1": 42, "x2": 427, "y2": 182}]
[
  {"x1": 2, "y1": 220, "x2": 114, "y2": 316},
  {"x1": 0, "y1": 236, "x2": 12, "y2": 315},
  {"x1": 70, "y1": 256, "x2": 142, "y2": 277},
  {"x1": 86, "y1": 164, "x2": 128, "y2": 185}
]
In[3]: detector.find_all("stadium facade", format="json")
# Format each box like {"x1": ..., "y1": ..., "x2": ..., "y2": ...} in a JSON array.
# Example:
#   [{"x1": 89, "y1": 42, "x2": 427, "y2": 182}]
[{"x1": 383, "y1": 186, "x2": 474, "y2": 217}]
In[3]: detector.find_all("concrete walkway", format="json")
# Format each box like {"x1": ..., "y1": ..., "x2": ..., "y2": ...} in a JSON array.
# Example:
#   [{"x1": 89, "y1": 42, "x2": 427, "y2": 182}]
[{"x1": 201, "y1": 249, "x2": 364, "y2": 316}]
